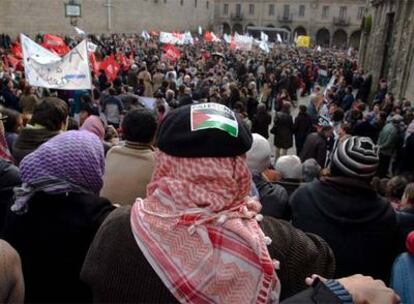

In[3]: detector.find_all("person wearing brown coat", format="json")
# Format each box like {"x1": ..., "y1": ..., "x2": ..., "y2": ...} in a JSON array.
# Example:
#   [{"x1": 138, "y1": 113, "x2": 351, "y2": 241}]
[{"x1": 81, "y1": 207, "x2": 335, "y2": 302}]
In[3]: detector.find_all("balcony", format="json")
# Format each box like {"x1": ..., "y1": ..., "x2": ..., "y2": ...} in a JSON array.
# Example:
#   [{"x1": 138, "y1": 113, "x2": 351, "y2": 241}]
[
  {"x1": 230, "y1": 13, "x2": 244, "y2": 22},
  {"x1": 278, "y1": 14, "x2": 293, "y2": 23},
  {"x1": 333, "y1": 16, "x2": 351, "y2": 26}
]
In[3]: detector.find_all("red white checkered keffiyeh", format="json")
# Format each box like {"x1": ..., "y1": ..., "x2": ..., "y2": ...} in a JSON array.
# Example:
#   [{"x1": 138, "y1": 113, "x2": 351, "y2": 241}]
[{"x1": 131, "y1": 151, "x2": 280, "y2": 303}]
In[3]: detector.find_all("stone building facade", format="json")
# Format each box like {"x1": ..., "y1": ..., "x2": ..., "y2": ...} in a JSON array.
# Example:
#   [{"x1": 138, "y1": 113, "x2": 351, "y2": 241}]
[
  {"x1": 0, "y1": 0, "x2": 214, "y2": 36},
  {"x1": 214, "y1": 0, "x2": 366, "y2": 48},
  {"x1": 359, "y1": 0, "x2": 414, "y2": 102}
]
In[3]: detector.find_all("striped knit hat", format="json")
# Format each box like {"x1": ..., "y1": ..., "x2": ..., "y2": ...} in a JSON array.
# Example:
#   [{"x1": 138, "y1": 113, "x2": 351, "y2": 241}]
[{"x1": 331, "y1": 136, "x2": 379, "y2": 179}]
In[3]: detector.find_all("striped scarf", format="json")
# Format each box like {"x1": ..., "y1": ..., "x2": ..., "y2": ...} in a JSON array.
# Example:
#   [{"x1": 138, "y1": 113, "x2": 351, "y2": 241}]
[{"x1": 131, "y1": 151, "x2": 280, "y2": 304}]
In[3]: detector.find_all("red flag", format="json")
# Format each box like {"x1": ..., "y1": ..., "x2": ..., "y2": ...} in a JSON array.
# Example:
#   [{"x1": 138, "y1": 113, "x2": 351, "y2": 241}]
[
  {"x1": 162, "y1": 45, "x2": 181, "y2": 62},
  {"x1": 42, "y1": 34, "x2": 70, "y2": 56},
  {"x1": 7, "y1": 55, "x2": 21, "y2": 70},
  {"x1": 100, "y1": 54, "x2": 120, "y2": 82},
  {"x1": 204, "y1": 31, "x2": 213, "y2": 42},
  {"x1": 11, "y1": 42, "x2": 23, "y2": 59},
  {"x1": 89, "y1": 53, "x2": 101, "y2": 75},
  {"x1": 116, "y1": 51, "x2": 132, "y2": 72}
]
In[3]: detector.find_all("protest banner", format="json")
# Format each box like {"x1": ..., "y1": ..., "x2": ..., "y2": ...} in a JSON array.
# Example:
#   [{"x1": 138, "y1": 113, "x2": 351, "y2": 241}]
[
  {"x1": 234, "y1": 33, "x2": 253, "y2": 51},
  {"x1": 21, "y1": 34, "x2": 92, "y2": 90}
]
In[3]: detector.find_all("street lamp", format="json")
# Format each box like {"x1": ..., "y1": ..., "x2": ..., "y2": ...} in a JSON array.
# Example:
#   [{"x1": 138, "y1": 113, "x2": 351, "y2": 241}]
[{"x1": 65, "y1": 0, "x2": 82, "y2": 26}]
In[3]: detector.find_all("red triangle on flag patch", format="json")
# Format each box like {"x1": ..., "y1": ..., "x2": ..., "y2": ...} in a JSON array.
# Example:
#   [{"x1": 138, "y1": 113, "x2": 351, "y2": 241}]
[{"x1": 192, "y1": 110, "x2": 211, "y2": 129}]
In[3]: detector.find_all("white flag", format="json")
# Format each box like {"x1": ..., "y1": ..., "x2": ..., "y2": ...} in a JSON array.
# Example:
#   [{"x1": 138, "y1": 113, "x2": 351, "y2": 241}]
[
  {"x1": 160, "y1": 32, "x2": 184, "y2": 45},
  {"x1": 141, "y1": 30, "x2": 150, "y2": 41},
  {"x1": 317, "y1": 45, "x2": 322, "y2": 52},
  {"x1": 347, "y1": 47, "x2": 353, "y2": 56},
  {"x1": 74, "y1": 26, "x2": 86, "y2": 36},
  {"x1": 223, "y1": 34, "x2": 232, "y2": 44},
  {"x1": 22, "y1": 34, "x2": 92, "y2": 90},
  {"x1": 260, "y1": 31, "x2": 268, "y2": 42},
  {"x1": 198, "y1": 26, "x2": 202, "y2": 36},
  {"x1": 259, "y1": 41, "x2": 270, "y2": 53},
  {"x1": 277, "y1": 34, "x2": 283, "y2": 43}
]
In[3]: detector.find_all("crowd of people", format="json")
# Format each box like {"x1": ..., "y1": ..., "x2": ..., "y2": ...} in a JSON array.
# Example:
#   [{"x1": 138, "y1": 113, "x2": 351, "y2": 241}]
[{"x1": 0, "y1": 32, "x2": 412, "y2": 303}]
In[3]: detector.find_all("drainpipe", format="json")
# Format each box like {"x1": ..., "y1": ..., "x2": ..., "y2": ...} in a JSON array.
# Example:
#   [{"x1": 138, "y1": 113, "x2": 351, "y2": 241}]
[{"x1": 104, "y1": 0, "x2": 112, "y2": 32}]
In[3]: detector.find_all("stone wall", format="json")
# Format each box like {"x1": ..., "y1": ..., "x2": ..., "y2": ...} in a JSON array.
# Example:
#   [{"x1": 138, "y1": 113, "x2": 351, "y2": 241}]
[
  {"x1": 359, "y1": 0, "x2": 414, "y2": 101},
  {"x1": 0, "y1": 0, "x2": 214, "y2": 36}
]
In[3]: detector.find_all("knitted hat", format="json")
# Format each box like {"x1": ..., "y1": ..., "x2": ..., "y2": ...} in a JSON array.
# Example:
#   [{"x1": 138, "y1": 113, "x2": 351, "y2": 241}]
[
  {"x1": 331, "y1": 136, "x2": 379, "y2": 179},
  {"x1": 246, "y1": 133, "x2": 271, "y2": 174},
  {"x1": 156, "y1": 103, "x2": 252, "y2": 157}
]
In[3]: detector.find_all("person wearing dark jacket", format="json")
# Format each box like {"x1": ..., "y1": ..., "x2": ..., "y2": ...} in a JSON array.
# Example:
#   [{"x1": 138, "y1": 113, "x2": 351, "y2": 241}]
[
  {"x1": 12, "y1": 97, "x2": 68, "y2": 165},
  {"x1": 0, "y1": 159, "x2": 20, "y2": 235},
  {"x1": 293, "y1": 105, "x2": 313, "y2": 156},
  {"x1": 251, "y1": 103, "x2": 272, "y2": 139},
  {"x1": 291, "y1": 136, "x2": 397, "y2": 282},
  {"x1": 1, "y1": 79, "x2": 20, "y2": 112},
  {"x1": 272, "y1": 102, "x2": 294, "y2": 160},
  {"x1": 300, "y1": 117, "x2": 333, "y2": 168},
  {"x1": 246, "y1": 134, "x2": 289, "y2": 220},
  {"x1": 3, "y1": 131, "x2": 115, "y2": 303}
]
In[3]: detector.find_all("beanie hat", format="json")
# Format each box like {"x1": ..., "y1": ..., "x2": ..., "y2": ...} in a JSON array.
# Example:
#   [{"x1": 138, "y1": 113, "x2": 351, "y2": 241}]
[
  {"x1": 331, "y1": 136, "x2": 379, "y2": 179},
  {"x1": 246, "y1": 133, "x2": 271, "y2": 174},
  {"x1": 275, "y1": 155, "x2": 302, "y2": 180},
  {"x1": 407, "y1": 231, "x2": 414, "y2": 255},
  {"x1": 156, "y1": 103, "x2": 252, "y2": 157}
]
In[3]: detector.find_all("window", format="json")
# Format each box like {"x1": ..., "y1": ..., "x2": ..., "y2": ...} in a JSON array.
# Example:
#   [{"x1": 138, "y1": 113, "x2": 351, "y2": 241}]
[
  {"x1": 206, "y1": 1, "x2": 209, "y2": 9},
  {"x1": 223, "y1": 3, "x2": 229, "y2": 15},
  {"x1": 194, "y1": 0, "x2": 197, "y2": 8},
  {"x1": 299, "y1": 5, "x2": 305, "y2": 17},
  {"x1": 236, "y1": 3, "x2": 241, "y2": 17},
  {"x1": 269, "y1": 4, "x2": 274, "y2": 16},
  {"x1": 249, "y1": 4, "x2": 254, "y2": 15},
  {"x1": 339, "y1": 6, "x2": 347, "y2": 19},
  {"x1": 322, "y1": 5, "x2": 329, "y2": 19},
  {"x1": 357, "y1": 6, "x2": 365, "y2": 19},
  {"x1": 283, "y1": 5, "x2": 290, "y2": 18}
]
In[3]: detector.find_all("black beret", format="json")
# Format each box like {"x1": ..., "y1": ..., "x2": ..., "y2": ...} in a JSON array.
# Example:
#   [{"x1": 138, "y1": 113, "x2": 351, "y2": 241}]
[{"x1": 156, "y1": 103, "x2": 252, "y2": 157}]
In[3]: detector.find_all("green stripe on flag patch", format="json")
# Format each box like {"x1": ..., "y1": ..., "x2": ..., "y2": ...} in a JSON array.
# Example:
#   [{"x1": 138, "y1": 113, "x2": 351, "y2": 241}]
[{"x1": 196, "y1": 119, "x2": 238, "y2": 137}]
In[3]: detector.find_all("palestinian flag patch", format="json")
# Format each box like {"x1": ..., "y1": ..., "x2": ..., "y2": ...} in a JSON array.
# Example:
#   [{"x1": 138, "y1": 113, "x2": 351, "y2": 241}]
[{"x1": 191, "y1": 103, "x2": 239, "y2": 137}]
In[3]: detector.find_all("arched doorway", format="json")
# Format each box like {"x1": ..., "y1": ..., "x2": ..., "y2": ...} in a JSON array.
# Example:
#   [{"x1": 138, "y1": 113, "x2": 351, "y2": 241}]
[
  {"x1": 316, "y1": 28, "x2": 330, "y2": 47},
  {"x1": 349, "y1": 30, "x2": 361, "y2": 49},
  {"x1": 294, "y1": 26, "x2": 307, "y2": 37},
  {"x1": 222, "y1": 22, "x2": 231, "y2": 35},
  {"x1": 232, "y1": 23, "x2": 243, "y2": 34},
  {"x1": 332, "y1": 29, "x2": 348, "y2": 49}
]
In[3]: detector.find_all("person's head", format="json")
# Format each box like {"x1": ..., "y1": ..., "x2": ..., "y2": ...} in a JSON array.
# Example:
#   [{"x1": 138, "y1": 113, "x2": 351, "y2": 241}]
[
  {"x1": 317, "y1": 116, "x2": 333, "y2": 138},
  {"x1": 302, "y1": 158, "x2": 321, "y2": 182},
  {"x1": 122, "y1": 108, "x2": 157, "y2": 144},
  {"x1": 81, "y1": 115, "x2": 105, "y2": 140},
  {"x1": 386, "y1": 176, "x2": 408, "y2": 201},
  {"x1": 275, "y1": 155, "x2": 302, "y2": 181},
  {"x1": 338, "y1": 122, "x2": 352, "y2": 139},
  {"x1": 257, "y1": 103, "x2": 267, "y2": 113},
  {"x1": 332, "y1": 108, "x2": 344, "y2": 123},
  {"x1": 79, "y1": 102, "x2": 99, "y2": 126},
  {"x1": 299, "y1": 105, "x2": 307, "y2": 114},
  {"x1": 67, "y1": 117, "x2": 79, "y2": 131},
  {"x1": 30, "y1": 97, "x2": 68, "y2": 131},
  {"x1": 281, "y1": 102, "x2": 291, "y2": 114},
  {"x1": 246, "y1": 133, "x2": 271, "y2": 175},
  {"x1": 401, "y1": 183, "x2": 414, "y2": 208},
  {"x1": 391, "y1": 114, "x2": 403, "y2": 126},
  {"x1": 1, "y1": 108, "x2": 22, "y2": 133},
  {"x1": 13, "y1": 130, "x2": 105, "y2": 213},
  {"x1": 330, "y1": 136, "x2": 379, "y2": 181}
]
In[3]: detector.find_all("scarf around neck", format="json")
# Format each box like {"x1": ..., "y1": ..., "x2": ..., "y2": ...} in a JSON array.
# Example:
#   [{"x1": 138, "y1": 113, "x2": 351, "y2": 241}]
[{"x1": 131, "y1": 151, "x2": 280, "y2": 304}]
